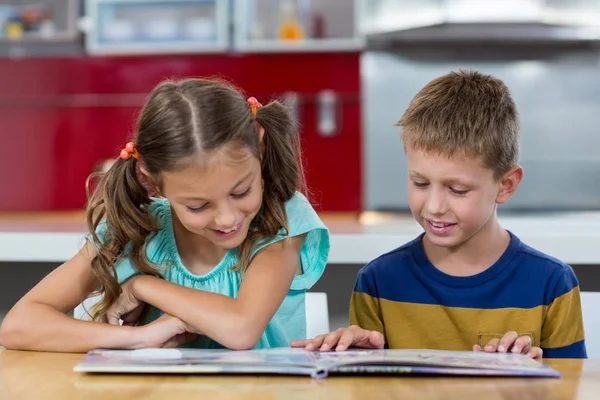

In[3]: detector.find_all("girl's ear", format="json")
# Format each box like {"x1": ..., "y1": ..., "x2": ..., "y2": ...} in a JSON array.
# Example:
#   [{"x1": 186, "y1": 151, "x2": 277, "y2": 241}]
[
  {"x1": 140, "y1": 166, "x2": 161, "y2": 197},
  {"x1": 140, "y1": 166, "x2": 150, "y2": 178},
  {"x1": 258, "y1": 126, "x2": 265, "y2": 158}
]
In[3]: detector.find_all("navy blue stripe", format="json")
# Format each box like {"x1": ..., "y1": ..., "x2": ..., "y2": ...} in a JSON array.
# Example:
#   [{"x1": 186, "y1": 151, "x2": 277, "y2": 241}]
[
  {"x1": 542, "y1": 340, "x2": 587, "y2": 359},
  {"x1": 355, "y1": 233, "x2": 579, "y2": 309}
]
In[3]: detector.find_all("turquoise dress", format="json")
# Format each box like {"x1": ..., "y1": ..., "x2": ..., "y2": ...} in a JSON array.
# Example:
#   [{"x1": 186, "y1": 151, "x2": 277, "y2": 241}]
[{"x1": 90, "y1": 192, "x2": 330, "y2": 348}]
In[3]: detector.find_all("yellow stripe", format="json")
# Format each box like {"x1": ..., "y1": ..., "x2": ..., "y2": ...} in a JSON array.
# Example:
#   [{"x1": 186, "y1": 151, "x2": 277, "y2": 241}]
[
  {"x1": 541, "y1": 286, "x2": 585, "y2": 349},
  {"x1": 380, "y1": 298, "x2": 546, "y2": 350},
  {"x1": 351, "y1": 291, "x2": 585, "y2": 351}
]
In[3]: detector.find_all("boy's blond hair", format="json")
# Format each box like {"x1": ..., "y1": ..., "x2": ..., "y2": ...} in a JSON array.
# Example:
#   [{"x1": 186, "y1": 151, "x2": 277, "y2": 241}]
[{"x1": 396, "y1": 69, "x2": 520, "y2": 179}]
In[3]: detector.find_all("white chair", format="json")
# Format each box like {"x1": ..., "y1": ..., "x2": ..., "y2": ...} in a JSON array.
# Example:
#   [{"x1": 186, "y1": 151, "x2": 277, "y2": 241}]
[
  {"x1": 581, "y1": 291, "x2": 600, "y2": 358},
  {"x1": 75, "y1": 291, "x2": 331, "y2": 340},
  {"x1": 73, "y1": 294, "x2": 101, "y2": 321},
  {"x1": 305, "y1": 292, "x2": 330, "y2": 339}
]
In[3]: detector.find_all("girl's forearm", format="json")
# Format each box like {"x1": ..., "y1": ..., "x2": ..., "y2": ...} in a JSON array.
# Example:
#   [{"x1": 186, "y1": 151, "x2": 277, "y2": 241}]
[
  {"x1": 0, "y1": 302, "x2": 142, "y2": 352},
  {"x1": 134, "y1": 277, "x2": 258, "y2": 350}
]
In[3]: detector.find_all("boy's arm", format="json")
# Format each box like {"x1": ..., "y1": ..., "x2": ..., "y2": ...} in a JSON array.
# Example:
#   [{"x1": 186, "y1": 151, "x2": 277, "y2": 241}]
[
  {"x1": 349, "y1": 267, "x2": 386, "y2": 344},
  {"x1": 350, "y1": 272, "x2": 385, "y2": 339},
  {"x1": 290, "y1": 267, "x2": 386, "y2": 351},
  {"x1": 540, "y1": 268, "x2": 587, "y2": 358}
]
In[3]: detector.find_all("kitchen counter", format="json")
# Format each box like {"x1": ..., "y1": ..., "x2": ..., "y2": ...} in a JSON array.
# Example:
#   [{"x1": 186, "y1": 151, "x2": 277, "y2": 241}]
[{"x1": 0, "y1": 211, "x2": 599, "y2": 265}]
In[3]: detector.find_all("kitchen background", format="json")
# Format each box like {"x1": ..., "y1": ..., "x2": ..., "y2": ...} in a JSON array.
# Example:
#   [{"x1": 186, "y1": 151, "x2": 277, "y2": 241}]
[{"x1": 1, "y1": 0, "x2": 600, "y2": 344}]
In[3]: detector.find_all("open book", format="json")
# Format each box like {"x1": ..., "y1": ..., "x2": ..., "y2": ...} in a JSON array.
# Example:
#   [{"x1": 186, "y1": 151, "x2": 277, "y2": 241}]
[{"x1": 74, "y1": 348, "x2": 560, "y2": 379}]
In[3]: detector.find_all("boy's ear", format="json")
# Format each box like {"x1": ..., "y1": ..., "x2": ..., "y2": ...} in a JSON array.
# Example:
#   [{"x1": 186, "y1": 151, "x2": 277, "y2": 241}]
[{"x1": 496, "y1": 165, "x2": 524, "y2": 204}]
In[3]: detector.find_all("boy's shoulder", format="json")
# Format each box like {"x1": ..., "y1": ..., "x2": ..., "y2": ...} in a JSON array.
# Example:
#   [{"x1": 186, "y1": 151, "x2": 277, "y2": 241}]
[
  {"x1": 514, "y1": 234, "x2": 573, "y2": 276},
  {"x1": 511, "y1": 234, "x2": 579, "y2": 300}
]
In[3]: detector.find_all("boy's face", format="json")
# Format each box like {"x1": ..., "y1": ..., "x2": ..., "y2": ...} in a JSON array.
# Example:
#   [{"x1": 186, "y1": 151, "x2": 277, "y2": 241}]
[{"x1": 406, "y1": 146, "x2": 520, "y2": 249}]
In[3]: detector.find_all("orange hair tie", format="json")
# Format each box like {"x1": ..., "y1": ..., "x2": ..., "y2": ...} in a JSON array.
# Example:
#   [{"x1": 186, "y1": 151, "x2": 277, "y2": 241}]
[
  {"x1": 119, "y1": 142, "x2": 140, "y2": 160},
  {"x1": 247, "y1": 97, "x2": 262, "y2": 119}
]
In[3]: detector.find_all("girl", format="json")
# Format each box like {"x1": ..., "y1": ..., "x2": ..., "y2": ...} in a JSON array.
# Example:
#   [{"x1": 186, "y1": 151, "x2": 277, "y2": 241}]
[{"x1": 0, "y1": 78, "x2": 330, "y2": 352}]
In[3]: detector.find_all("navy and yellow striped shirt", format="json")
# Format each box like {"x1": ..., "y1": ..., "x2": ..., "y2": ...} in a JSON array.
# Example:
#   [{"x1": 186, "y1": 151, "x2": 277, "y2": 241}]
[{"x1": 350, "y1": 232, "x2": 587, "y2": 358}]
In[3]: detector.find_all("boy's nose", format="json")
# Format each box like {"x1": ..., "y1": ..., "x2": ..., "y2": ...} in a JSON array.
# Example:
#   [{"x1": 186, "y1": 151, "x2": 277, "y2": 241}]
[{"x1": 425, "y1": 192, "x2": 448, "y2": 216}]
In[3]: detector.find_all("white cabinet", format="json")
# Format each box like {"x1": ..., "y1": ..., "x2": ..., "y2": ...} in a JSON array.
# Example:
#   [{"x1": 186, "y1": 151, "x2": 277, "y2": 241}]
[
  {"x1": 84, "y1": 0, "x2": 229, "y2": 55},
  {"x1": 233, "y1": 0, "x2": 363, "y2": 52}
]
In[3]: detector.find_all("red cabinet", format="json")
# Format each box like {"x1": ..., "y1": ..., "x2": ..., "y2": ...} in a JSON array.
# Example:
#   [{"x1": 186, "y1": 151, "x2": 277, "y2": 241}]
[{"x1": 0, "y1": 53, "x2": 361, "y2": 212}]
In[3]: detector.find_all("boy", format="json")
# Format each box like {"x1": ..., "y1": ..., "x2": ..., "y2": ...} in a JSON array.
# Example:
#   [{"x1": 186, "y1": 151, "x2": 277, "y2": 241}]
[{"x1": 292, "y1": 70, "x2": 586, "y2": 359}]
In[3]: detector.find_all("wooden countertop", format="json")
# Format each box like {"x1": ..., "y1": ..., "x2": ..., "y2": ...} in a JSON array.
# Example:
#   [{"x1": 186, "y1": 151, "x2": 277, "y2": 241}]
[{"x1": 0, "y1": 347, "x2": 597, "y2": 399}]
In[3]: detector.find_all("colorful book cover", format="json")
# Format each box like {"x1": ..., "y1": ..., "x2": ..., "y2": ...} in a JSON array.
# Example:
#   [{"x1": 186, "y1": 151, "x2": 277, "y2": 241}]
[{"x1": 74, "y1": 348, "x2": 561, "y2": 379}]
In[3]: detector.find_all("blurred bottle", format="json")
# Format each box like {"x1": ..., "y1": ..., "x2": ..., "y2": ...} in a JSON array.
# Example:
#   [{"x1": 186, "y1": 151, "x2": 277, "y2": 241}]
[
  {"x1": 311, "y1": 12, "x2": 325, "y2": 39},
  {"x1": 5, "y1": 19, "x2": 23, "y2": 40},
  {"x1": 278, "y1": 0, "x2": 304, "y2": 41}
]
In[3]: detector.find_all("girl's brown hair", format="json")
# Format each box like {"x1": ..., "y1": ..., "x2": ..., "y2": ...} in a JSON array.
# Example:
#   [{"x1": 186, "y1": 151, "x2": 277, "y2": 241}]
[{"x1": 85, "y1": 78, "x2": 305, "y2": 321}]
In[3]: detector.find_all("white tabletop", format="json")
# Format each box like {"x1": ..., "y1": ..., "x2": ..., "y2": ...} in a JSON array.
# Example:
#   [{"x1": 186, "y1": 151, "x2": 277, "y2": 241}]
[{"x1": 0, "y1": 211, "x2": 599, "y2": 265}]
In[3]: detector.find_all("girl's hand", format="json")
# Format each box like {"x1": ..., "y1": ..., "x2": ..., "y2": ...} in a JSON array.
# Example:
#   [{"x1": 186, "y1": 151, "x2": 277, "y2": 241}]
[
  {"x1": 136, "y1": 313, "x2": 198, "y2": 348},
  {"x1": 106, "y1": 276, "x2": 146, "y2": 326}
]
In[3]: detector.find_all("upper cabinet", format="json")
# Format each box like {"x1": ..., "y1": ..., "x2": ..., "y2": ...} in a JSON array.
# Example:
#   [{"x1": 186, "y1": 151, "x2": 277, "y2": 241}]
[
  {"x1": 233, "y1": 0, "x2": 363, "y2": 52},
  {"x1": 80, "y1": 0, "x2": 364, "y2": 55},
  {"x1": 0, "y1": 0, "x2": 82, "y2": 56},
  {"x1": 83, "y1": 0, "x2": 230, "y2": 55}
]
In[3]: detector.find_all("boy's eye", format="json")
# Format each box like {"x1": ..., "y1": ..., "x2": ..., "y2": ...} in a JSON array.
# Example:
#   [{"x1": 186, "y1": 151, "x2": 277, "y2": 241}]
[
  {"x1": 412, "y1": 181, "x2": 429, "y2": 188},
  {"x1": 232, "y1": 187, "x2": 251, "y2": 199},
  {"x1": 450, "y1": 188, "x2": 469, "y2": 195}
]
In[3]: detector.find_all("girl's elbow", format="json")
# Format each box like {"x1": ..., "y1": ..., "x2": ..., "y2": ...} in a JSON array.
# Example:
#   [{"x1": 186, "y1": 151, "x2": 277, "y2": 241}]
[
  {"x1": 0, "y1": 318, "x2": 28, "y2": 350},
  {"x1": 223, "y1": 333, "x2": 260, "y2": 351},
  {"x1": 195, "y1": 312, "x2": 264, "y2": 350},
  {"x1": 219, "y1": 320, "x2": 263, "y2": 350}
]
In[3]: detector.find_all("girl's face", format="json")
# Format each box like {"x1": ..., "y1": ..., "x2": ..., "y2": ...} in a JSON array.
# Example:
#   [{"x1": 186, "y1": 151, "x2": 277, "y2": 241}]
[{"x1": 159, "y1": 145, "x2": 263, "y2": 250}]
